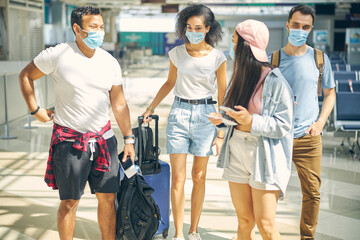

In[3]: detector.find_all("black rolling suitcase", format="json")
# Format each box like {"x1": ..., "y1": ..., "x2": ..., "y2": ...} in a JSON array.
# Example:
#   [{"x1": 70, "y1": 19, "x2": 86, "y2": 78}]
[{"x1": 135, "y1": 115, "x2": 170, "y2": 238}]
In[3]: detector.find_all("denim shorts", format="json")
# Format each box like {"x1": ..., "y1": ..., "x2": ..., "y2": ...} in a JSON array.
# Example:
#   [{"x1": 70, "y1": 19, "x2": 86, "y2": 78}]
[
  {"x1": 166, "y1": 97, "x2": 217, "y2": 156},
  {"x1": 223, "y1": 129, "x2": 279, "y2": 191},
  {"x1": 52, "y1": 135, "x2": 120, "y2": 200}
]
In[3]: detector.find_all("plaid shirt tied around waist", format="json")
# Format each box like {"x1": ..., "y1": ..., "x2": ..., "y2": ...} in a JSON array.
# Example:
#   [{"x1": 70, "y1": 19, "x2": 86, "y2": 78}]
[{"x1": 45, "y1": 121, "x2": 112, "y2": 189}]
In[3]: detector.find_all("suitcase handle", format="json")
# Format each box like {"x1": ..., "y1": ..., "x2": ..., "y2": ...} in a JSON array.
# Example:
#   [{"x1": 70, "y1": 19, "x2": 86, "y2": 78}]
[
  {"x1": 137, "y1": 115, "x2": 159, "y2": 171},
  {"x1": 138, "y1": 115, "x2": 159, "y2": 122}
]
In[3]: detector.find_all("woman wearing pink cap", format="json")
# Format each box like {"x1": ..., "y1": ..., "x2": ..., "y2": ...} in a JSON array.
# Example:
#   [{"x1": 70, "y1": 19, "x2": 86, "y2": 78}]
[{"x1": 209, "y1": 20, "x2": 294, "y2": 239}]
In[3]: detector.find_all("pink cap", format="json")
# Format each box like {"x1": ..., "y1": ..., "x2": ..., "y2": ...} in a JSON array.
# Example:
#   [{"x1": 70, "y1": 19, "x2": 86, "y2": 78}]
[{"x1": 235, "y1": 19, "x2": 269, "y2": 62}]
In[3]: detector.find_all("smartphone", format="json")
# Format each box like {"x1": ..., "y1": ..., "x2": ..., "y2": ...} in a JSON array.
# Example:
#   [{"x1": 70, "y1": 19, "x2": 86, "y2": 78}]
[
  {"x1": 120, "y1": 155, "x2": 137, "y2": 178},
  {"x1": 206, "y1": 114, "x2": 237, "y2": 126},
  {"x1": 219, "y1": 106, "x2": 235, "y2": 112}
]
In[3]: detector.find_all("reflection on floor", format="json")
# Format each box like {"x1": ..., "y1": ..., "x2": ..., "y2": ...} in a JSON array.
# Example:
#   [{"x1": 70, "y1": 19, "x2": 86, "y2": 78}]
[{"x1": 0, "y1": 56, "x2": 359, "y2": 240}]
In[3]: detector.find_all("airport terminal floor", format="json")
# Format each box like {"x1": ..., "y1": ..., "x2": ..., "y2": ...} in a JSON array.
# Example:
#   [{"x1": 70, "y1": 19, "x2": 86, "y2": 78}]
[{"x1": 0, "y1": 56, "x2": 360, "y2": 240}]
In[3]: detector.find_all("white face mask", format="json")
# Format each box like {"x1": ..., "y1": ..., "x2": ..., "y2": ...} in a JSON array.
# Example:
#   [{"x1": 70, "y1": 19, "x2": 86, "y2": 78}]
[
  {"x1": 288, "y1": 29, "x2": 309, "y2": 47},
  {"x1": 185, "y1": 31, "x2": 205, "y2": 44},
  {"x1": 229, "y1": 42, "x2": 236, "y2": 60}
]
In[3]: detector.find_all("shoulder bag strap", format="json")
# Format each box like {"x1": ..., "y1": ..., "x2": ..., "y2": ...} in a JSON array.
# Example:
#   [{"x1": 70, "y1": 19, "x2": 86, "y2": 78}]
[
  {"x1": 314, "y1": 48, "x2": 324, "y2": 96},
  {"x1": 270, "y1": 50, "x2": 280, "y2": 68}
]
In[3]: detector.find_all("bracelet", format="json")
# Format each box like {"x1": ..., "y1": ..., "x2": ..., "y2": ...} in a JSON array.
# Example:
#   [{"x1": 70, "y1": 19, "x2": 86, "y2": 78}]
[
  {"x1": 125, "y1": 139, "x2": 135, "y2": 144},
  {"x1": 216, "y1": 136, "x2": 224, "y2": 139},
  {"x1": 146, "y1": 106, "x2": 155, "y2": 113},
  {"x1": 30, "y1": 106, "x2": 40, "y2": 115},
  {"x1": 123, "y1": 135, "x2": 135, "y2": 140}
]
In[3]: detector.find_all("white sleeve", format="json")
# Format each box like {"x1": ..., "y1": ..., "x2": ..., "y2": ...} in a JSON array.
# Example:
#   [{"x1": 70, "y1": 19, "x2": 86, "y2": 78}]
[
  {"x1": 33, "y1": 46, "x2": 57, "y2": 75},
  {"x1": 216, "y1": 50, "x2": 227, "y2": 69},
  {"x1": 168, "y1": 47, "x2": 177, "y2": 67},
  {"x1": 112, "y1": 58, "x2": 123, "y2": 86}
]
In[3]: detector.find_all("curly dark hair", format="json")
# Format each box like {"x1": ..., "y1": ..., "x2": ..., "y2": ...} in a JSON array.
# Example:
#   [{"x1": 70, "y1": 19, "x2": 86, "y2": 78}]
[
  {"x1": 71, "y1": 5, "x2": 102, "y2": 34},
  {"x1": 175, "y1": 4, "x2": 223, "y2": 47}
]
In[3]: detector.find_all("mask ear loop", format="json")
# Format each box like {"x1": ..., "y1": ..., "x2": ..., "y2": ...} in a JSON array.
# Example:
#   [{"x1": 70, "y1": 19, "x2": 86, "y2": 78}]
[
  {"x1": 75, "y1": 23, "x2": 82, "y2": 33},
  {"x1": 75, "y1": 23, "x2": 87, "y2": 40}
]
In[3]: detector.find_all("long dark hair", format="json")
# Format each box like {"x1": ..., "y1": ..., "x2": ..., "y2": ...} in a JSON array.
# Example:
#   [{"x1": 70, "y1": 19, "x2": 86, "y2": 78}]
[
  {"x1": 175, "y1": 4, "x2": 223, "y2": 47},
  {"x1": 223, "y1": 32, "x2": 269, "y2": 109}
]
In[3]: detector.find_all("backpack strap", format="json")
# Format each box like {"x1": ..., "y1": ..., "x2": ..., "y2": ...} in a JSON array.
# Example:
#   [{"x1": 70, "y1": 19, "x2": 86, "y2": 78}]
[
  {"x1": 270, "y1": 50, "x2": 280, "y2": 68},
  {"x1": 314, "y1": 48, "x2": 324, "y2": 96},
  {"x1": 116, "y1": 177, "x2": 139, "y2": 240}
]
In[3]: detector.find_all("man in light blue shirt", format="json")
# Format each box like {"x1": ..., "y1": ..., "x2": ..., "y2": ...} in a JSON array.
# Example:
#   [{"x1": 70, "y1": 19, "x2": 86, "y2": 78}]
[
  {"x1": 279, "y1": 47, "x2": 334, "y2": 138},
  {"x1": 270, "y1": 5, "x2": 336, "y2": 240}
]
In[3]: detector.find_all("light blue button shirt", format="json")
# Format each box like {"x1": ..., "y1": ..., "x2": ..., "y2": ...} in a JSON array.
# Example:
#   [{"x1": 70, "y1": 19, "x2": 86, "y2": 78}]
[{"x1": 217, "y1": 68, "x2": 294, "y2": 200}]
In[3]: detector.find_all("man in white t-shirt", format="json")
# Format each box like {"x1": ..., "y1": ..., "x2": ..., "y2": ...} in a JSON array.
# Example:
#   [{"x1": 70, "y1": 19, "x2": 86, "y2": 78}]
[{"x1": 19, "y1": 6, "x2": 134, "y2": 240}]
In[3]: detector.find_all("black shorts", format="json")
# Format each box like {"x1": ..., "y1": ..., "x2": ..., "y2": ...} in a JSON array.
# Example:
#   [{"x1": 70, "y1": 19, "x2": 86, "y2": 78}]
[{"x1": 52, "y1": 136, "x2": 119, "y2": 200}]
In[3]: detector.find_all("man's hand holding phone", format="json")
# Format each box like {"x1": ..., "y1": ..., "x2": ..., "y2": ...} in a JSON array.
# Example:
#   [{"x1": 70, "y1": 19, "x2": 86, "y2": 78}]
[
  {"x1": 122, "y1": 143, "x2": 135, "y2": 163},
  {"x1": 120, "y1": 155, "x2": 138, "y2": 178}
]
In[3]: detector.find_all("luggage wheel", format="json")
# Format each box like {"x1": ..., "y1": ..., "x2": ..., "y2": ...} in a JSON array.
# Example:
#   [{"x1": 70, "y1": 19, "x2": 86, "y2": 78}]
[{"x1": 162, "y1": 228, "x2": 168, "y2": 238}]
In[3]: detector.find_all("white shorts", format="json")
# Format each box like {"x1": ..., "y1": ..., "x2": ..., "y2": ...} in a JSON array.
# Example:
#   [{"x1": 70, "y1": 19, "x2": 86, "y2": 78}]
[{"x1": 222, "y1": 129, "x2": 279, "y2": 191}]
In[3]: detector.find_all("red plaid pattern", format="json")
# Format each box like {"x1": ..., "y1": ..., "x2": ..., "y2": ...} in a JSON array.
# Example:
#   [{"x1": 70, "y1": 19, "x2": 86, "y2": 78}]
[{"x1": 45, "y1": 121, "x2": 112, "y2": 189}]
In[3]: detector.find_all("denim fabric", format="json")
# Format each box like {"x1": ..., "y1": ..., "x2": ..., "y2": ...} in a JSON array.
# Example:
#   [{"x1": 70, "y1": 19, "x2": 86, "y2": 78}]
[
  {"x1": 166, "y1": 98, "x2": 217, "y2": 156},
  {"x1": 217, "y1": 68, "x2": 295, "y2": 200}
]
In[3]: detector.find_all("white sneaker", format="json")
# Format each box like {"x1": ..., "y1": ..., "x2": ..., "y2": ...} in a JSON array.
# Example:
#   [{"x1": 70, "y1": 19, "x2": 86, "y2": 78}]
[
  {"x1": 172, "y1": 237, "x2": 185, "y2": 240},
  {"x1": 188, "y1": 232, "x2": 202, "y2": 240}
]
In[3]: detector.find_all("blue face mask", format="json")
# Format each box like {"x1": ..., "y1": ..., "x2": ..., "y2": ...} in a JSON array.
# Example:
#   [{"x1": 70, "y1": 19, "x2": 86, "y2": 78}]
[
  {"x1": 185, "y1": 31, "x2": 205, "y2": 44},
  {"x1": 288, "y1": 29, "x2": 309, "y2": 47},
  {"x1": 229, "y1": 42, "x2": 236, "y2": 60},
  {"x1": 80, "y1": 28, "x2": 105, "y2": 49}
]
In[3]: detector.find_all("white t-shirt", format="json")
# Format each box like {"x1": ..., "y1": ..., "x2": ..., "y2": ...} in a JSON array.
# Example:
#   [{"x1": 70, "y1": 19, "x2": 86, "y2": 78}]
[
  {"x1": 34, "y1": 42, "x2": 123, "y2": 133},
  {"x1": 168, "y1": 44, "x2": 226, "y2": 99}
]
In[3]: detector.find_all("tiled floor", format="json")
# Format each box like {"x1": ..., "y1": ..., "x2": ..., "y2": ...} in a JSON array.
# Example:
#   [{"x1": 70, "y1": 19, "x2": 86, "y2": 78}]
[{"x1": 0, "y1": 56, "x2": 359, "y2": 239}]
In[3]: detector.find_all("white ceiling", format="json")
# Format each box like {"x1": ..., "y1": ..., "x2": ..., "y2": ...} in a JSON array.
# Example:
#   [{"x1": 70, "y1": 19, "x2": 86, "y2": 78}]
[
  {"x1": 56, "y1": 0, "x2": 357, "y2": 17},
  {"x1": 58, "y1": 0, "x2": 359, "y2": 9}
]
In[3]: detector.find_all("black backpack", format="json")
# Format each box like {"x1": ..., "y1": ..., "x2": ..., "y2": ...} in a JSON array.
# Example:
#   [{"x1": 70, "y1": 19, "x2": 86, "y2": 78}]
[
  {"x1": 132, "y1": 125, "x2": 158, "y2": 163},
  {"x1": 116, "y1": 173, "x2": 161, "y2": 240},
  {"x1": 132, "y1": 116, "x2": 161, "y2": 175}
]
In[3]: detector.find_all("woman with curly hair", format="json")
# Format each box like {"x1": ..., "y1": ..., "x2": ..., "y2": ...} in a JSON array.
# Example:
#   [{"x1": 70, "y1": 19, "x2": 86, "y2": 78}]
[
  {"x1": 143, "y1": 4, "x2": 226, "y2": 240},
  {"x1": 209, "y1": 20, "x2": 294, "y2": 240}
]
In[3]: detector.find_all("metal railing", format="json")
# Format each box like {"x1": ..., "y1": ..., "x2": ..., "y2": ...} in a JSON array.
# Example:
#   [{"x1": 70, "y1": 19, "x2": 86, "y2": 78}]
[
  {"x1": 0, "y1": 71, "x2": 54, "y2": 140},
  {"x1": 0, "y1": 73, "x2": 17, "y2": 139}
]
